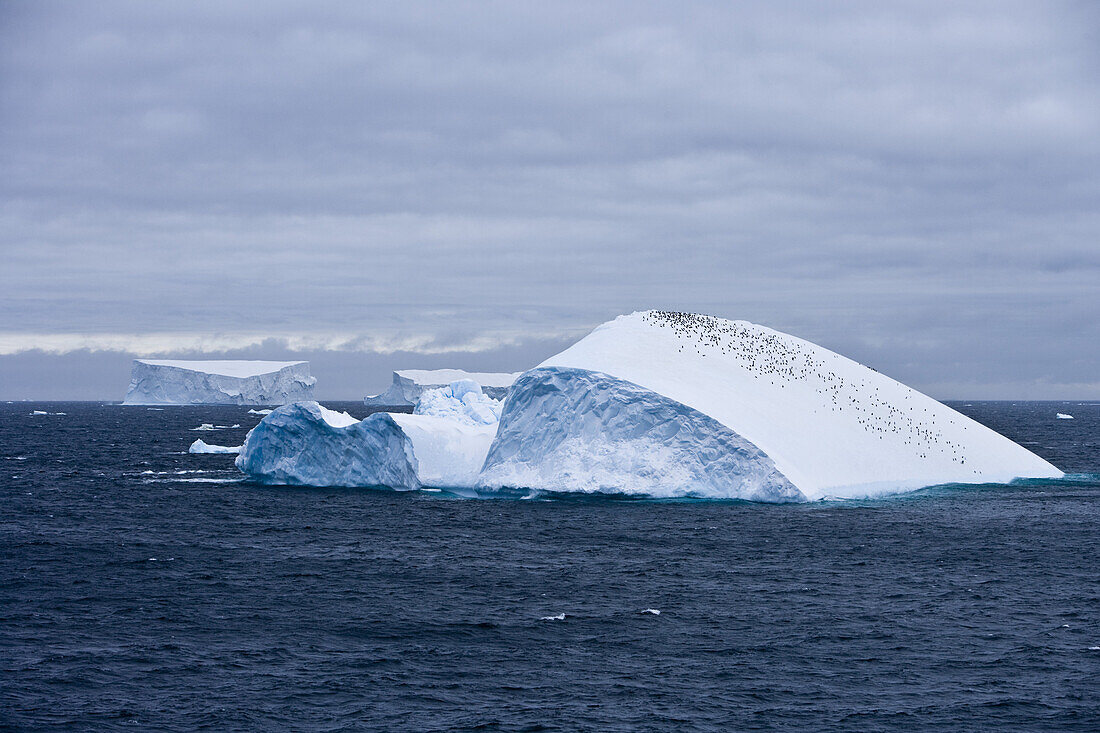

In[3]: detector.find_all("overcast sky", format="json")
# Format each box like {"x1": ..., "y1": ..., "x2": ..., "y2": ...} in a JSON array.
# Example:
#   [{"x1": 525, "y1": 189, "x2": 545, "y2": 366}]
[{"x1": 1, "y1": 1, "x2": 1098, "y2": 400}]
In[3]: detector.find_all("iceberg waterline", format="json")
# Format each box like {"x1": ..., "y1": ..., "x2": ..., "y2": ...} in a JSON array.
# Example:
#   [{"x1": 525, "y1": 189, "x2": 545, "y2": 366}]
[{"x1": 236, "y1": 311, "x2": 1061, "y2": 501}]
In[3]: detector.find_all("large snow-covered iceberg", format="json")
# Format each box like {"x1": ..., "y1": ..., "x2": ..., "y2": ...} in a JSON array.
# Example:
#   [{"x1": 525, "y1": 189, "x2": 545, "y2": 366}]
[
  {"x1": 237, "y1": 382, "x2": 500, "y2": 489},
  {"x1": 123, "y1": 360, "x2": 315, "y2": 405},
  {"x1": 364, "y1": 369, "x2": 518, "y2": 409},
  {"x1": 478, "y1": 311, "x2": 1062, "y2": 500}
]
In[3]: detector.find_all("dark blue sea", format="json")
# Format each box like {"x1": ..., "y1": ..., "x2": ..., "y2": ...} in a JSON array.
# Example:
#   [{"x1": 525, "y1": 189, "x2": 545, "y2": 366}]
[{"x1": 2, "y1": 400, "x2": 1098, "y2": 731}]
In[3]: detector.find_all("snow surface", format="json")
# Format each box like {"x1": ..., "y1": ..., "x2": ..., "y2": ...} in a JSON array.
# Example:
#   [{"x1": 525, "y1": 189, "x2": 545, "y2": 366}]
[
  {"x1": 189, "y1": 439, "x2": 241, "y2": 454},
  {"x1": 318, "y1": 405, "x2": 358, "y2": 428},
  {"x1": 124, "y1": 360, "x2": 315, "y2": 405},
  {"x1": 235, "y1": 400, "x2": 495, "y2": 489},
  {"x1": 488, "y1": 311, "x2": 1061, "y2": 500},
  {"x1": 365, "y1": 369, "x2": 519, "y2": 407}
]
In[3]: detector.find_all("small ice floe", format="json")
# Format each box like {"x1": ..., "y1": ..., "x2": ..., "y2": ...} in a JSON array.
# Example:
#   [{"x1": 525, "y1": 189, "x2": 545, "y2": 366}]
[
  {"x1": 248, "y1": 409, "x2": 273, "y2": 415},
  {"x1": 1056, "y1": 413, "x2": 1074, "y2": 420},
  {"x1": 640, "y1": 608, "x2": 661, "y2": 615},
  {"x1": 540, "y1": 613, "x2": 566, "y2": 621},
  {"x1": 147, "y1": 408, "x2": 164, "y2": 411},
  {"x1": 32, "y1": 410, "x2": 48, "y2": 415},
  {"x1": 191, "y1": 423, "x2": 217, "y2": 431},
  {"x1": 1089, "y1": 646, "x2": 1100, "y2": 651},
  {"x1": 189, "y1": 439, "x2": 241, "y2": 454}
]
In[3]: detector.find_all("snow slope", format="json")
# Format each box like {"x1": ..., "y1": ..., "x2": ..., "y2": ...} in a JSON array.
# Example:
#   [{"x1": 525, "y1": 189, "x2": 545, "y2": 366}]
[
  {"x1": 484, "y1": 311, "x2": 1061, "y2": 500},
  {"x1": 124, "y1": 360, "x2": 315, "y2": 405},
  {"x1": 365, "y1": 369, "x2": 519, "y2": 408},
  {"x1": 236, "y1": 388, "x2": 497, "y2": 489}
]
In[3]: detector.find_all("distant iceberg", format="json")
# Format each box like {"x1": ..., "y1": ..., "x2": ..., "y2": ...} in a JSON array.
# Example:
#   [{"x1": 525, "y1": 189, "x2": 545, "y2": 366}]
[
  {"x1": 189, "y1": 439, "x2": 241, "y2": 454},
  {"x1": 364, "y1": 369, "x2": 518, "y2": 409},
  {"x1": 1056, "y1": 413, "x2": 1074, "y2": 419},
  {"x1": 123, "y1": 360, "x2": 315, "y2": 405},
  {"x1": 480, "y1": 311, "x2": 1062, "y2": 500},
  {"x1": 237, "y1": 382, "x2": 499, "y2": 489}
]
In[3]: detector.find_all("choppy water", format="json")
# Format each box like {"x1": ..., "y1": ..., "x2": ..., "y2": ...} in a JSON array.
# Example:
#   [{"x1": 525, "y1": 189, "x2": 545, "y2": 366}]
[{"x1": 2, "y1": 401, "x2": 1098, "y2": 731}]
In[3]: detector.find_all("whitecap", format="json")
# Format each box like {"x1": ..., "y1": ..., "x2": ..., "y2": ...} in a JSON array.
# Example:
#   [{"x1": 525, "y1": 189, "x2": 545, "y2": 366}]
[
  {"x1": 641, "y1": 608, "x2": 661, "y2": 615},
  {"x1": 540, "y1": 613, "x2": 566, "y2": 621}
]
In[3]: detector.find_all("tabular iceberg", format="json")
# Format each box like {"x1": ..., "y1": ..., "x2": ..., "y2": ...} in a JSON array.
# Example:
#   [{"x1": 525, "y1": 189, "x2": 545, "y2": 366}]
[
  {"x1": 478, "y1": 311, "x2": 1062, "y2": 500},
  {"x1": 124, "y1": 360, "x2": 315, "y2": 405},
  {"x1": 236, "y1": 382, "x2": 500, "y2": 489},
  {"x1": 364, "y1": 369, "x2": 519, "y2": 409}
]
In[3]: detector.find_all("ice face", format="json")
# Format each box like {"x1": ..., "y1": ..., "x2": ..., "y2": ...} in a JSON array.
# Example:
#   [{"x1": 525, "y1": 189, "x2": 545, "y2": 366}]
[
  {"x1": 124, "y1": 360, "x2": 316, "y2": 405},
  {"x1": 477, "y1": 367, "x2": 803, "y2": 501},
  {"x1": 236, "y1": 402, "x2": 420, "y2": 488}
]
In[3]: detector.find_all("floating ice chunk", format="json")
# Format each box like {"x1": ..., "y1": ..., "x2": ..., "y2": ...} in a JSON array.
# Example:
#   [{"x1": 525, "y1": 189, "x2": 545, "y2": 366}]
[
  {"x1": 641, "y1": 609, "x2": 661, "y2": 615},
  {"x1": 1057, "y1": 413, "x2": 1074, "y2": 419},
  {"x1": 189, "y1": 439, "x2": 242, "y2": 454},
  {"x1": 248, "y1": 408, "x2": 274, "y2": 415},
  {"x1": 540, "y1": 613, "x2": 566, "y2": 621},
  {"x1": 191, "y1": 423, "x2": 217, "y2": 431}
]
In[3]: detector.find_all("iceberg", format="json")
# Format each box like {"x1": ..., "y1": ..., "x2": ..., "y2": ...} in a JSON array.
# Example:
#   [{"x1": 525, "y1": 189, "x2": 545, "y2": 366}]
[
  {"x1": 364, "y1": 369, "x2": 519, "y2": 409},
  {"x1": 236, "y1": 383, "x2": 498, "y2": 489},
  {"x1": 1056, "y1": 413, "x2": 1074, "y2": 419},
  {"x1": 123, "y1": 360, "x2": 315, "y2": 405},
  {"x1": 479, "y1": 311, "x2": 1062, "y2": 500},
  {"x1": 189, "y1": 439, "x2": 241, "y2": 454}
]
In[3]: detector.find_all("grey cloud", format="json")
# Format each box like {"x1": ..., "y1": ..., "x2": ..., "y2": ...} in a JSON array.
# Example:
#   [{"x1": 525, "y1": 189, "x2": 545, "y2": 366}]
[{"x1": 1, "y1": 0, "x2": 1098, "y2": 398}]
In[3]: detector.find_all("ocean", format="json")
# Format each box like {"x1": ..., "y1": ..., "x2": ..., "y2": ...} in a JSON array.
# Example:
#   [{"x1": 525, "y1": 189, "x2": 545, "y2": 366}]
[{"x1": 2, "y1": 401, "x2": 1098, "y2": 731}]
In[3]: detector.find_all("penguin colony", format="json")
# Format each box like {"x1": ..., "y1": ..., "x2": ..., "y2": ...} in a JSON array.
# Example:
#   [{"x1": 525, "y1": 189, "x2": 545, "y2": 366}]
[{"x1": 643, "y1": 311, "x2": 972, "y2": 469}]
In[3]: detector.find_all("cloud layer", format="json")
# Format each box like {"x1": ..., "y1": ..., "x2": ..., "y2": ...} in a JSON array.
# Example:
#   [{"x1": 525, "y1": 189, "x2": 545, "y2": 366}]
[{"x1": 1, "y1": 1, "x2": 1098, "y2": 397}]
